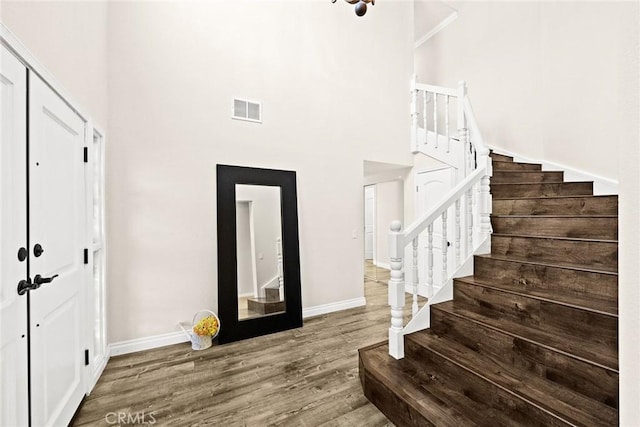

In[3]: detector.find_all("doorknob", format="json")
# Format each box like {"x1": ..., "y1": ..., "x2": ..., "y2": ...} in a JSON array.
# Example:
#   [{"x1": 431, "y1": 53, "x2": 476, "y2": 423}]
[
  {"x1": 33, "y1": 274, "x2": 58, "y2": 286},
  {"x1": 17, "y1": 279, "x2": 32, "y2": 296},
  {"x1": 17, "y1": 274, "x2": 59, "y2": 295},
  {"x1": 33, "y1": 243, "x2": 44, "y2": 257}
]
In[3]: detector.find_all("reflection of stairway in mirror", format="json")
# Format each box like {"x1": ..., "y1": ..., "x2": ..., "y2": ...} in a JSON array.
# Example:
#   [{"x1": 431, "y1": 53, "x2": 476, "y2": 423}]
[{"x1": 246, "y1": 288, "x2": 285, "y2": 315}]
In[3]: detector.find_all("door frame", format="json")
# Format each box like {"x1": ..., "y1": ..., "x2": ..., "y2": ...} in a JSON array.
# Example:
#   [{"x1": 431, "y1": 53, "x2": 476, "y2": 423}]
[
  {"x1": 1, "y1": 21, "x2": 108, "y2": 402},
  {"x1": 363, "y1": 184, "x2": 377, "y2": 264}
]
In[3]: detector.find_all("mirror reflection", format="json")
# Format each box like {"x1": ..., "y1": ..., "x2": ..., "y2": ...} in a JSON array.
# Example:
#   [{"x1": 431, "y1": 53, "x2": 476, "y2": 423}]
[{"x1": 236, "y1": 184, "x2": 285, "y2": 320}]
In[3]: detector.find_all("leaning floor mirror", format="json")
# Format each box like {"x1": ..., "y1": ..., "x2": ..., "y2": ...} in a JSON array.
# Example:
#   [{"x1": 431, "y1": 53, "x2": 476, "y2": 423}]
[{"x1": 216, "y1": 165, "x2": 302, "y2": 344}]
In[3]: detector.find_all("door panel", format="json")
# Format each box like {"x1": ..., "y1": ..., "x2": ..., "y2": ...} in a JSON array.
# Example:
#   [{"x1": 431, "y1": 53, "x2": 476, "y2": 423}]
[
  {"x1": 0, "y1": 44, "x2": 29, "y2": 427},
  {"x1": 29, "y1": 73, "x2": 86, "y2": 427},
  {"x1": 416, "y1": 167, "x2": 455, "y2": 292}
]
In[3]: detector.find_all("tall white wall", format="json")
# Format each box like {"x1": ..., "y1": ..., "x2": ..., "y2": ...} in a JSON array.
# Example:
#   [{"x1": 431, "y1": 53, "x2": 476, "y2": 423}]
[
  {"x1": 0, "y1": 1, "x2": 108, "y2": 127},
  {"x1": 416, "y1": 1, "x2": 640, "y2": 421},
  {"x1": 236, "y1": 185, "x2": 282, "y2": 288},
  {"x1": 106, "y1": 1, "x2": 413, "y2": 342},
  {"x1": 374, "y1": 180, "x2": 404, "y2": 267},
  {"x1": 415, "y1": 1, "x2": 635, "y2": 182}
]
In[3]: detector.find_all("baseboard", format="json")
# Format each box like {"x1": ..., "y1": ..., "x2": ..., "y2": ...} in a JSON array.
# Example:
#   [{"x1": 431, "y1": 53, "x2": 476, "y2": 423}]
[
  {"x1": 490, "y1": 147, "x2": 619, "y2": 195},
  {"x1": 375, "y1": 261, "x2": 390, "y2": 270},
  {"x1": 302, "y1": 297, "x2": 367, "y2": 319},
  {"x1": 88, "y1": 352, "x2": 109, "y2": 394},
  {"x1": 107, "y1": 299, "x2": 367, "y2": 356},
  {"x1": 108, "y1": 331, "x2": 189, "y2": 357}
]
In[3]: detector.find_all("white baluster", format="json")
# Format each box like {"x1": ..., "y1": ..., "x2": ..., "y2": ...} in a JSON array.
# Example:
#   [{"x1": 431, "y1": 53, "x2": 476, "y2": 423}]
[
  {"x1": 433, "y1": 93, "x2": 438, "y2": 148},
  {"x1": 388, "y1": 220, "x2": 405, "y2": 359},
  {"x1": 412, "y1": 237, "x2": 419, "y2": 316},
  {"x1": 445, "y1": 95, "x2": 450, "y2": 153},
  {"x1": 455, "y1": 199, "x2": 461, "y2": 268},
  {"x1": 427, "y1": 223, "x2": 434, "y2": 298},
  {"x1": 423, "y1": 91, "x2": 428, "y2": 141},
  {"x1": 442, "y1": 210, "x2": 448, "y2": 284},
  {"x1": 466, "y1": 188, "x2": 473, "y2": 256},
  {"x1": 411, "y1": 83, "x2": 418, "y2": 152},
  {"x1": 276, "y1": 238, "x2": 284, "y2": 299}
]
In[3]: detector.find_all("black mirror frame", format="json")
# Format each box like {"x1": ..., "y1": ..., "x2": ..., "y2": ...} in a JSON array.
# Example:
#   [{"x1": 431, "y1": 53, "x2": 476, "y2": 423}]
[{"x1": 216, "y1": 164, "x2": 303, "y2": 344}]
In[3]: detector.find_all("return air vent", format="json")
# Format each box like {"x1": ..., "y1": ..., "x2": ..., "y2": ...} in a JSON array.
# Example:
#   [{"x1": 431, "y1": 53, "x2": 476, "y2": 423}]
[{"x1": 232, "y1": 98, "x2": 262, "y2": 123}]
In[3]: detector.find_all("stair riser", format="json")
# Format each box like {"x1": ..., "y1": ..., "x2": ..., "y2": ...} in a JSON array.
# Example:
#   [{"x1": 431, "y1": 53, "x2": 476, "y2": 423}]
[
  {"x1": 453, "y1": 281, "x2": 617, "y2": 352},
  {"x1": 491, "y1": 183, "x2": 593, "y2": 198},
  {"x1": 474, "y1": 256, "x2": 618, "y2": 302},
  {"x1": 489, "y1": 153, "x2": 514, "y2": 162},
  {"x1": 492, "y1": 196, "x2": 618, "y2": 215},
  {"x1": 492, "y1": 162, "x2": 542, "y2": 171},
  {"x1": 491, "y1": 171, "x2": 564, "y2": 184},
  {"x1": 360, "y1": 364, "x2": 437, "y2": 427},
  {"x1": 428, "y1": 308, "x2": 618, "y2": 408},
  {"x1": 404, "y1": 338, "x2": 571, "y2": 426},
  {"x1": 491, "y1": 236, "x2": 618, "y2": 270},
  {"x1": 491, "y1": 217, "x2": 618, "y2": 240}
]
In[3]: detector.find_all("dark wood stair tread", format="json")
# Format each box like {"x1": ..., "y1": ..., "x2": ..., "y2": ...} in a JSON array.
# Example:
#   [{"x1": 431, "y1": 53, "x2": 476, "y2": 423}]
[
  {"x1": 359, "y1": 342, "x2": 521, "y2": 427},
  {"x1": 492, "y1": 232, "x2": 617, "y2": 243},
  {"x1": 455, "y1": 276, "x2": 618, "y2": 317},
  {"x1": 432, "y1": 300, "x2": 618, "y2": 372},
  {"x1": 475, "y1": 253, "x2": 618, "y2": 275},
  {"x1": 490, "y1": 215, "x2": 618, "y2": 240},
  {"x1": 492, "y1": 160, "x2": 542, "y2": 168},
  {"x1": 406, "y1": 331, "x2": 618, "y2": 426}
]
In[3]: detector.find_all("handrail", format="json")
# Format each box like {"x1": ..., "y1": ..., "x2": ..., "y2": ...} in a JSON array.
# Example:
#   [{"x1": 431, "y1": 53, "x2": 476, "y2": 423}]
[
  {"x1": 464, "y1": 96, "x2": 489, "y2": 158},
  {"x1": 400, "y1": 167, "x2": 485, "y2": 245},
  {"x1": 388, "y1": 80, "x2": 492, "y2": 360}
]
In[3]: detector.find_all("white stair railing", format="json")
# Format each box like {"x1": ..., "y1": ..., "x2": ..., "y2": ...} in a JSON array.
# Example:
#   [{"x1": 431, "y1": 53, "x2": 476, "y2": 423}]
[{"x1": 389, "y1": 81, "x2": 492, "y2": 359}]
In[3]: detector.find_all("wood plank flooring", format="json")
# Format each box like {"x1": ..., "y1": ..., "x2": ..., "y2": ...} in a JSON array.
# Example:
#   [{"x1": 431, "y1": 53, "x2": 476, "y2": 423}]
[{"x1": 73, "y1": 265, "x2": 411, "y2": 426}]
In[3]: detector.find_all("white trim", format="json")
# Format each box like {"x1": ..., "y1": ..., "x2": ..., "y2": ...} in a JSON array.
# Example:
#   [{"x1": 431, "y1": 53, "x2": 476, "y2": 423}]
[
  {"x1": 107, "y1": 298, "x2": 366, "y2": 356},
  {"x1": 88, "y1": 352, "x2": 109, "y2": 394},
  {"x1": 490, "y1": 146, "x2": 619, "y2": 195},
  {"x1": 108, "y1": 331, "x2": 190, "y2": 357},
  {"x1": 302, "y1": 297, "x2": 367, "y2": 319},
  {"x1": 375, "y1": 261, "x2": 390, "y2": 270},
  {"x1": 414, "y1": 12, "x2": 458, "y2": 49},
  {"x1": 0, "y1": 22, "x2": 103, "y2": 128}
]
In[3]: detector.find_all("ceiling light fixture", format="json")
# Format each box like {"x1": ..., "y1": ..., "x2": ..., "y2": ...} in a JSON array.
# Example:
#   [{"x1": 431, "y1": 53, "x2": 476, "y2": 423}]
[{"x1": 332, "y1": 0, "x2": 375, "y2": 17}]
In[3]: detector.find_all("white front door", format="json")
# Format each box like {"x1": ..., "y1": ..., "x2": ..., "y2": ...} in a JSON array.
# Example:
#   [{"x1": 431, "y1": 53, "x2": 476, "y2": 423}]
[
  {"x1": 364, "y1": 185, "x2": 375, "y2": 261},
  {"x1": 28, "y1": 73, "x2": 87, "y2": 427},
  {"x1": 0, "y1": 44, "x2": 30, "y2": 427},
  {"x1": 416, "y1": 167, "x2": 455, "y2": 294}
]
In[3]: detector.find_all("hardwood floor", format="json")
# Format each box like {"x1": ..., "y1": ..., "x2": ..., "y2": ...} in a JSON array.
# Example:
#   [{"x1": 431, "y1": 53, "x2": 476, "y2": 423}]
[{"x1": 73, "y1": 265, "x2": 407, "y2": 426}]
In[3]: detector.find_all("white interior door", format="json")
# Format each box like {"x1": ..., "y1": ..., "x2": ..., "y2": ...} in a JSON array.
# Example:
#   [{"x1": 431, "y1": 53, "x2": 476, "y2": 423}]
[
  {"x1": 0, "y1": 44, "x2": 30, "y2": 427},
  {"x1": 416, "y1": 167, "x2": 455, "y2": 292},
  {"x1": 364, "y1": 185, "x2": 375, "y2": 261},
  {"x1": 29, "y1": 73, "x2": 86, "y2": 427}
]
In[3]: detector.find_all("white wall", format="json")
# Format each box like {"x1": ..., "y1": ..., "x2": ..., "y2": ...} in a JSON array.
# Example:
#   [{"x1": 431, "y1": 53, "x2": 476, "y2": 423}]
[
  {"x1": 0, "y1": 1, "x2": 108, "y2": 127},
  {"x1": 236, "y1": 185, "x2": 282, "y2": 288},
  {"x1": 374, "y1": 180, "x2": 404, "y2": 268},
  {"x1": 235, "y1": 202, "x2": 253, "y2": 296},
  {"x1": 417, "y1": 1, "x2": 640, "y2": 421},
  {"x1": 106, "y1": 0, "x2": 414, "y2": 342},
  {"x1": 415, "y1": 1, "x2": 635, "y2": 182}
]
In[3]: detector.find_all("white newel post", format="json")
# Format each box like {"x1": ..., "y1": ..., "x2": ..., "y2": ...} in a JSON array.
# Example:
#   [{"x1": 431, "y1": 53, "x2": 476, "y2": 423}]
[
  {"x1": 388, "y1": 220, "x2": 405, "y2": 359},
  {"x1": 412, "y1": 237, "x2": 419, "y2": 316},
  {"x1": 478, "y1": 155, "x2": 493, "y2": 245}
]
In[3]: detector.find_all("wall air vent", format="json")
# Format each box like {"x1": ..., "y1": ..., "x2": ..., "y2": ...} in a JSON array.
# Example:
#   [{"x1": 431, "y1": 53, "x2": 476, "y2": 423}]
[{"x1": 232, "y1": 98, "x2": 262, "y2": 123}]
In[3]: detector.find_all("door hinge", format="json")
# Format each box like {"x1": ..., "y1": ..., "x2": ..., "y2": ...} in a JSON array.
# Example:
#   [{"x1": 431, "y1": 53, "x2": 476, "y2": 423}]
[
  {"x1": 416, "y1": 186, "x2": 419, "y2": 191},
  {"x1": 84, "y1": 349, "x2": 90, "y2": 366},
  {"x1": 83, "y1": 147, "x2": 88, "y2": 163},
  {"x1": 83, "y1": 248, "x2": 89, "y2": 265}
]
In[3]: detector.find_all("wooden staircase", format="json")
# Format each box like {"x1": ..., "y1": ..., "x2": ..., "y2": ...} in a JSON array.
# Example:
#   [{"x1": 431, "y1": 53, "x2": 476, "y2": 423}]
[{"x1": 359, "y1": 152, "x2": 618, "y2": 426}]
